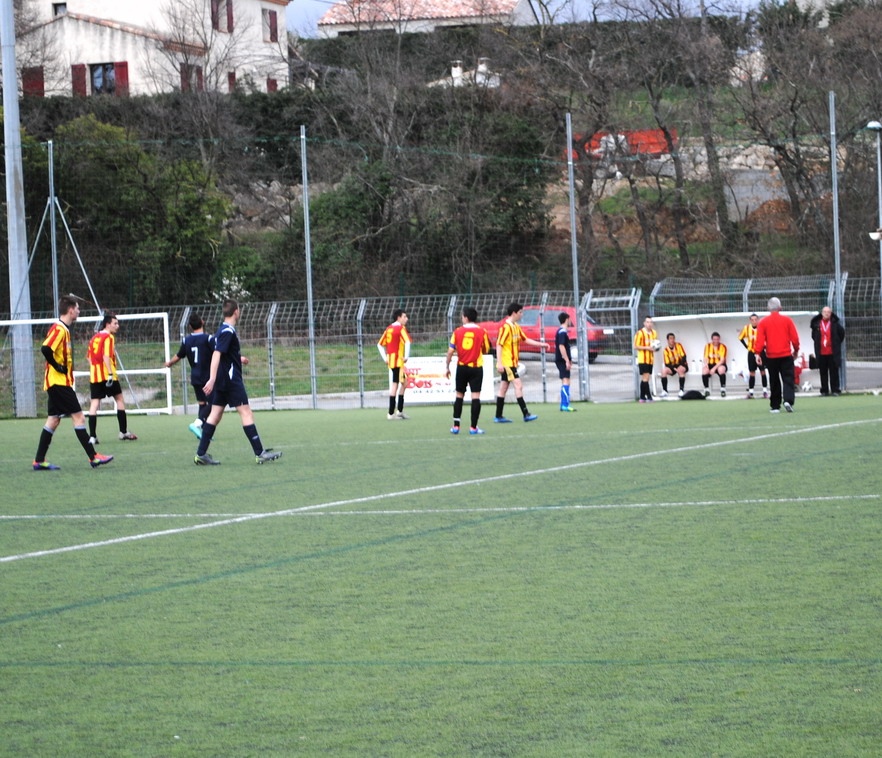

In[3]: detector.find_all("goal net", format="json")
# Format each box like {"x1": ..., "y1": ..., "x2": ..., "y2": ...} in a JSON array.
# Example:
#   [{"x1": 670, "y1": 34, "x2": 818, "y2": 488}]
[{"x1": 0, "y1": 312, "x2": 172, "y2": 418}]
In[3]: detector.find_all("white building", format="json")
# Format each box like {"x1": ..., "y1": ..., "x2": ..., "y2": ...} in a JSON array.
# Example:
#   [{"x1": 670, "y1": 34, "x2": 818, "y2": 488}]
[
  {"x1": 17, "y1": 0, "x2": 291, "y2": 97},
  {"x1": 317, "y1": 0, "x2": 538, "y2": 38}
]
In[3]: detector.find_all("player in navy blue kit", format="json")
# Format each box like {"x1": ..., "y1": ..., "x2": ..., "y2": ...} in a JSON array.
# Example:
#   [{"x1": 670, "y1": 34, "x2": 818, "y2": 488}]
[
  {"x1": 165, "y1": 312, "x2": 215, "y2": 438},
  {"x1": 555, "y1": 312, "x2": 576, "y2": 412},
  {"x1": 194, "y1": 299, "x2": 281, "y2": 465}
]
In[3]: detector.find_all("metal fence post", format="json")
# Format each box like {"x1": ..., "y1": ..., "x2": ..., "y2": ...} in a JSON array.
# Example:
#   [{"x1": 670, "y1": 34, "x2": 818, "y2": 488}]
[
  {"x1": 742, "y1": 279, "x2": 752, "y2": 313},
  {"x1": 538, "y1": 291, "x2": 548, "y2": 404},
  {"x1": 446, "y1": 295, "x2": 457, "y2": 338},
  {"x1": 579, "y1": 291, "x2": 592, "y2": 401},
  {"x1": 266, "y1": 302, "x2": 278, "y2": 410},
  {"x1": 357, "y1": 298, "x2": 367, "y2": 409}
]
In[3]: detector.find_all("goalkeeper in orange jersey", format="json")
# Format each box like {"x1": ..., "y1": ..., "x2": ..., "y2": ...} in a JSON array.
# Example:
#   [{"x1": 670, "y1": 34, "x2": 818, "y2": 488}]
[
  {"x1": 377, "y1": 309, "x2": 412, "y2": 419},
  {"x1": 86, "y1": 312, "x2": 137, "y2": 444}
]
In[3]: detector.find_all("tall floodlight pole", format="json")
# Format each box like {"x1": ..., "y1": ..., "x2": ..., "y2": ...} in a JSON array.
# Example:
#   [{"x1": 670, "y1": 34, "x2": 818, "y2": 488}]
[
  {"x1": 828, "y1": 93, "x2": 845, "y2": 389},
  {"x1": 300, "y1": 125, "x2": 318, "y2": 409},
  {"x1": 2, "y1": 0, "x2": 38, "y2": 417},
  {"x1": 566, "y1": 113, "x2": 588, "y2": 400},
  {"x1": 867, "y1": 120, "x2": 882, "y2": 335}
]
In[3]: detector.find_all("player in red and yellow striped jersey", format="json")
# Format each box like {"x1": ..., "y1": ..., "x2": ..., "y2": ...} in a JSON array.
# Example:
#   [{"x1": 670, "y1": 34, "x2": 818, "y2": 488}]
[
  {"x1": 660, "y1": 332, "x2": 688, "y2": 397},
  {"x1": 633, "y1": 316, "x2": 659, "y2": 402},
  {"x1": 494, "y1": 302, "x2": 548, "y2": 423},
  {"x1": 738, "y1": 313, "x2": 768, "y2": 398},
  {"x1": 377, "y1": 309, "x2": 412, "y2": 419},
  {"x1": 701, "y1": 332, "x2": 728, "y2": 397},
  {"x1": 445, "y1": 307, "x2": 492, "y2": 434},
  {"x1": 32, "y1": 295, "x2": 111, "y2": 470},
  {"x1": 86, "y1": 313, "x2": 137, "y2": 443}
]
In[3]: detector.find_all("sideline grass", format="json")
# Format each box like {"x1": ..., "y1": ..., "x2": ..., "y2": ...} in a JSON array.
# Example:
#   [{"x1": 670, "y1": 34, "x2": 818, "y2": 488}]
[{"x1": 2, "y1": 396, "x2": 881, "y2": 756}]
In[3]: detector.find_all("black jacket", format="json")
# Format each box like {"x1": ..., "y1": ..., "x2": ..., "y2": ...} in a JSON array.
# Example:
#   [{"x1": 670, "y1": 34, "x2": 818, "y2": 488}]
[{"x1": 810, "y1": 312, "x2": 845, "y2": 359}]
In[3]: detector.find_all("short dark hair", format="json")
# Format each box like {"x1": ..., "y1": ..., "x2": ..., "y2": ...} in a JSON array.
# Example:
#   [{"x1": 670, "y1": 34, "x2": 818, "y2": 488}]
[
  {"x1": 392, "y1": 309, "x2": 406, "y2": 321},
  {"x1": 462, "y1": 306, "x2": 478, "y2": 323},
  {"x1": 189, "y1": 313, "x2": 204, "y2": 331},
  {"x1": 58, "y1": 295, "x2": 79, "y2": 315},
  {"x1": 666, "y1": 332, "x2": 675, "y2": 340},
  {"x1": 558, "y1": 312, "x2": 569, "y2": 325},
  {"x1": 222, "y1": 299, "x2": 239, "y2": 318},
  {"x1": 749, "y1": 313, "x2": 758, "y2": 319},
  {"x1": 711, "y1": 331, "x2": 720, "y2": 338},
  {"x1": 506, "y1": 302, "x2": 523, "y2": 316},
  {"x1": 99, "y1": 312, "x2": 118, "y2": 329}
]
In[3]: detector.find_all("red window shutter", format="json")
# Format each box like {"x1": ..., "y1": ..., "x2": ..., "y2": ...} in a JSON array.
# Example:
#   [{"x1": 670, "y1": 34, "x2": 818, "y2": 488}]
[
  {"x1": 114, "y1": 62, "x2": 129, "y2": 96},
  {"x1": 269, "y1": 11, "x2": 278, "y2": 42},
  {"x1": 226, "y1": 0, "x2": 234, "y2": 33},
  {"x1": 180, "y1": 64, "x2": 190, "y2": 92},
  {"x1": 196, "y1": 66, "x2": 204, "y2": 91},
  {"x1": 210, "y1": 0, "x2": 219, "y2": 30},
  {"x1": 267, "y1": 78, "x2": 278, "y2": 93},
  {"x1": 228, "y1": 71, "x2": 236, "y2": 92},
  {"x1": 22, "y1": 66, "x2": 45, "y2": 97},
  {"x1": 71, "y1": 63, "x2": 87, "y2": 96}
]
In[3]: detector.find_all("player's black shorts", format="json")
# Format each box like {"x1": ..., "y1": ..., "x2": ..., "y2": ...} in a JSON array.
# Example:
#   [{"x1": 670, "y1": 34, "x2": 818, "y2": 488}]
[
  {"x1": 211, "y1": 381, "x2": 249, "y2": 409},
  {"x1": 637, "y1": 362, "x2": 653, "y2": 375},
  {"x1": 191, "y1": 383, "x2": 209, "y2": 404},
  {"x1": 747, "y1": 352, "x2": 762, "y2": 372},
  {"x1": 499, "y1": 366, "x2": 520, "y2": 382},
  {"x1": 664, "y1": 362, "x2": 688, "y2": 374},
  {"x1": 390, "y1": 366, "x2": 402, "y2": 385},
  {"x1": 46, "y1": 385, "x2": 82, "y2": 417},
  {"x1": 707, "y1": 362, "x2": 727, "y2": 372},
  {"x1": 555, "y1": 361, "x2": 571, "y2": 380},
  {"x1": 455, "y1": 365, "x2": 483, "y2": 394},
  {"x1": 90, "y1": 380, "x2": 122, "y2": 400}
]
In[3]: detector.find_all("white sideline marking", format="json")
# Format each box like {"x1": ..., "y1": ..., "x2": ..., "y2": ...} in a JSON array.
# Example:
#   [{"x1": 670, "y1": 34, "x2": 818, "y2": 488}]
[
  {"x1": 3, "y1": 494, "x2": 877, "y2": 521},
  {"x1": 2, "y1": 417, "x2": 879, "y2": 563}
]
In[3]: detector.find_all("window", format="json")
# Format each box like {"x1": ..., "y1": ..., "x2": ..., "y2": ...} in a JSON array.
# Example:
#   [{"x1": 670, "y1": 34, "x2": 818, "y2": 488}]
[
  {"x1": 211, "y1": 0, "x2": 234, "y2": 33},
  {"x1": 266, "y1": 77, "x2": 278, "y2": 92},
  {"x1": 228, "y1": 71, "x2": 237, "y2": 93},
  {"x1": 180, "y1": 63, "x2": 204, "y2": 92},
  {"x1": 52, "y1": 3, "x2": 67, "y2": 15},
  {"x1": 22, "y1": 66, "x2": 45, "y2": 97},
  {"x1": 262, "y1": 9, "x2": 278, "y2": 42},
  {"x1": 90, "y1": 63, "x2": 116, "y2": 95}
]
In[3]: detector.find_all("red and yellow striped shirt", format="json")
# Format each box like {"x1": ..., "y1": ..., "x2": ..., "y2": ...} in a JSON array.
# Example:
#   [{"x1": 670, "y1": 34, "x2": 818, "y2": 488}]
[
  {"x1": 738, "y1": 323, "x2": 757, "y2": 352},
  {"x1": 663, "y1": 341, "x2": 686, "y2": 367},
  {"x1": 703, "y1": 342, "x2": 727, "y2": 365},
  {"x1": 634, "y1": 328, "x2": 658, "y2": 365},
  {"x1": 378, "y1": 323, "x2": 412, "y2": 369},
  {"x1": 42, "y1": 321, "x2": 74, "y2": 390},
  {"x1": 497, "y1": 320, "x2": 526, "y2": 368},
  {"x1": 88, "y1": 330, "x2": 117, "y2": 383}
]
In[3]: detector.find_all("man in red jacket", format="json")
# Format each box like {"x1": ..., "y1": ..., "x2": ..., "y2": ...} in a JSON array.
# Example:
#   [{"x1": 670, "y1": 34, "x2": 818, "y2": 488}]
[{"x1": 754, "y1": 297, "x2": 800, "y2": 413}]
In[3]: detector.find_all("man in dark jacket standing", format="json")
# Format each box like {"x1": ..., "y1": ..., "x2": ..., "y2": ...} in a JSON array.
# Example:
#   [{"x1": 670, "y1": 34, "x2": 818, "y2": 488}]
[
  {"x1": 754, "y1": 297, "x2": 800, "y2": 413},
  {"x1": 810, "y1": 306, "x2": 845, "y2": 396}
]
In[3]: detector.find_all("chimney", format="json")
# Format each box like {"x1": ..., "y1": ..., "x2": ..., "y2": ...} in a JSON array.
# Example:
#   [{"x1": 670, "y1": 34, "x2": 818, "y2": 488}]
[
  {"x1": 476, "y1": 58, "x2": 490, "y2": 86},
  {"x1": 451, "y1": 60, "x2": 463, "y2": 87}
]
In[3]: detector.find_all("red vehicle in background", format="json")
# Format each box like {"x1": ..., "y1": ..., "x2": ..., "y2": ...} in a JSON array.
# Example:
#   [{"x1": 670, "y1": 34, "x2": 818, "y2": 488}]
[{"x1": 479, "y1": 306, "x2": 612, "y2": 364}]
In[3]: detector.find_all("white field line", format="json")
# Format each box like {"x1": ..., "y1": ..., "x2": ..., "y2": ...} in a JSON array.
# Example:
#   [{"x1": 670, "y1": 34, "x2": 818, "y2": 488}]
[
  {"x1": 2, "y1": 417, "x2": 879, "y2": 564},
  {"x1": 2, "y1": 494, "x2": 877, "y2": 521}
]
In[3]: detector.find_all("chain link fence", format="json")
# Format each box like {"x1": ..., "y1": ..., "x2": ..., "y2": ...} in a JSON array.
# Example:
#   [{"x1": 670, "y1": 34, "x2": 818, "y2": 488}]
[{"x1": 3, "y1": 277, "x2": 881, "y2": 418}]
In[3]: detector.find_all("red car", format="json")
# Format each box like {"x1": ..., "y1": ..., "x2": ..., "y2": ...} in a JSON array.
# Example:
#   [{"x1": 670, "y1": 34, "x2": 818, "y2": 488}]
[{"x1": 479, "y1": 306, "x2": 612, "y2": 363}]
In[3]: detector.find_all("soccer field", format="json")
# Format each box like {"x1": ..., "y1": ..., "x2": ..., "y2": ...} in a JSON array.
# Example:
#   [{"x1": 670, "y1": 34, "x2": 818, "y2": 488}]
[{"x1": 2, "y1": 397, "x2": 881, "y2": 756}]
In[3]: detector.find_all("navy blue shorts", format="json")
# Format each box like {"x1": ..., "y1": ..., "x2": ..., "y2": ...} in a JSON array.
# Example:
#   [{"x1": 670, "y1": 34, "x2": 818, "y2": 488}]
[
  {"x1": 555, "y1": 361, "x2": 571, "y2": 380},
  {"x1": 211, "y1": 382, "x2": 249, "y2": 409},
  {"x1": 192, "y1": 384, "x2": 210, "y2": 404}
]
